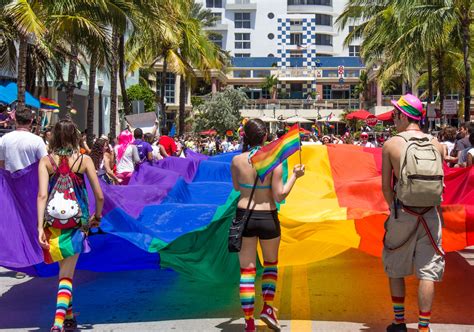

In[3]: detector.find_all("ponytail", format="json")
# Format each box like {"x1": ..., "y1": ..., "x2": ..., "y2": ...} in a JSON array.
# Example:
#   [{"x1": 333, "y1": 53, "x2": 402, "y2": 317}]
[{"x1": 242, "y1": 118, "x2": 267, "y2": 152}]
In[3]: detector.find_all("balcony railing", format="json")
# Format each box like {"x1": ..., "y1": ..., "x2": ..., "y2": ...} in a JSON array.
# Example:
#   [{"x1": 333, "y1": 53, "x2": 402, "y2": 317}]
[
  {"x1": 277, "y1": 67, "x2": 316, "y2": 78},
  {"x1": 245, "y1": 98, "x2": 360, "y2": 110},
  {"x1": 226, "y1": 0, "x2": 257, "y2": 10}
]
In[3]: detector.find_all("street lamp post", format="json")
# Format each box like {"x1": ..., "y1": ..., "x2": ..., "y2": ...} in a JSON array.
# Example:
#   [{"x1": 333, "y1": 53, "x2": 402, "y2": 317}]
[{"x1": 97, "y1": 79, "x2": 104, "y2": 137}]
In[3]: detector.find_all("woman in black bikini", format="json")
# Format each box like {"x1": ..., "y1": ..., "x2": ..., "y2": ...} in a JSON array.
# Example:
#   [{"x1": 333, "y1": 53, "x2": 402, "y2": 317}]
[{"x1": 231, "y1": 119, "x2": 305, "y2": 332}]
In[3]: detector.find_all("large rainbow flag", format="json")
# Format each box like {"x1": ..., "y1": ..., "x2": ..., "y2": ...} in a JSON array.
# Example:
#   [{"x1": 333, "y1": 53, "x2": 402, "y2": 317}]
[{"x1": 0, "y1": 146, "x2": 472, "y2": 280}]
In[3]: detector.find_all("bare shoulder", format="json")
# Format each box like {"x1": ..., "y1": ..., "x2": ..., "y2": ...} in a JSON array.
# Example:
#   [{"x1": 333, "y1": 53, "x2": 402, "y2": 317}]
[{"x1": 383, "y1": 136, "x2": 403, "y2": 152}]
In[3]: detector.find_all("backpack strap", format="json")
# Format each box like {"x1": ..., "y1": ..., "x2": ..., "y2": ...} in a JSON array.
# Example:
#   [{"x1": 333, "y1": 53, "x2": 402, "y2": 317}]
[{"x1": 47, "y1": 155, "x2": 59, "y2": 173}]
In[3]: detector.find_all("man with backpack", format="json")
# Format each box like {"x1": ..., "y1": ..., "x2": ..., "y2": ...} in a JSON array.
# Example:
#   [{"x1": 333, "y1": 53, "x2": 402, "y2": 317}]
[{"x1": 381, "y1": 94, "x2": 445, "y2": 332}]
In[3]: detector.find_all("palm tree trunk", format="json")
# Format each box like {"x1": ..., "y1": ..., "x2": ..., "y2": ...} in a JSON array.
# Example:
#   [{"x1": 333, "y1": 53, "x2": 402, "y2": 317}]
[
  {"x1": 436, "y1": 50, "x2": 445, "y2": 115},
  {"x1": 109, "y1": 29, "x2": 119, "y2": 137},
  {"x1": 17, "y1": 36, "x2": 28, "y2": 112},
  {"x1": 160, "y1": 53, "x2": 168, "y2": 128},
  {"x1": 179, "y1": 75, "x2": 186, "y2": 135},
  {"x1": 118, "y1": 34, "x2": 131, "y2": 115},
  {"x1": 427, "y1": 52, "x2": 433, "y2": 103},
  {"x1": 66, "y1": 45, "x2": 79, "y2": 111},
  {"x1": 86, "y1": 52, "x2": 98, "y2": 147},
  {"x1": 462, "y1": 16, "x2": 471, "y2": 122}
]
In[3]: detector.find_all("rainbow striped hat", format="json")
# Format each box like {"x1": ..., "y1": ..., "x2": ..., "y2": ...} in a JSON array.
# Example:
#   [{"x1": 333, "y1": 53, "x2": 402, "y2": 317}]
[{"x1": 391, "y1": 94, "x2": 423, "y2": 120}]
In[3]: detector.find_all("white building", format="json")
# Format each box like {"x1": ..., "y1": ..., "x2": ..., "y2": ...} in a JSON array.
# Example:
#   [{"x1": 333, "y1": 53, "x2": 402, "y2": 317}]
[{"x1": 197, "y1": 0, "x2": 360, "y2": 59}]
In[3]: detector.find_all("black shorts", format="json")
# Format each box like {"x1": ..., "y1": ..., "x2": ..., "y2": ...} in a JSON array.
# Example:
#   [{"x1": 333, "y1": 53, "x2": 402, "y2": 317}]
[{"x1": 236, "y1": 208, "x2": 281, "y2": 240}]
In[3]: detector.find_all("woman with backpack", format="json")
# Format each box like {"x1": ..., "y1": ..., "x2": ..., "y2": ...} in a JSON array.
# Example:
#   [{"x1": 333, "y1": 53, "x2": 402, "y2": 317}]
[{"x1": 37, "y1": 119, "x2": 104, "y2": 332}]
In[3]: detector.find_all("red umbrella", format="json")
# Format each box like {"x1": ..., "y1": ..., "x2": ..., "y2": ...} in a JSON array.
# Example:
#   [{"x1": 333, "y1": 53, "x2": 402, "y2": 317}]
[
  {"x1": 199, "y1": 129, "x2": 217, "y2": 136},
  {"x1": 346, "y1": 109, "x2": 373, "y2": 120},
  {"x1": 377, "y1": 110, "x2": 394, "y2": 122}
]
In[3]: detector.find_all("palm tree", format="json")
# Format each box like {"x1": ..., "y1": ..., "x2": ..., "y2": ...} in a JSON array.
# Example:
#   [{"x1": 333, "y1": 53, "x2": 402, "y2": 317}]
[{"x1": 261, "y1": 75, "x2": 279, "y2": 100}]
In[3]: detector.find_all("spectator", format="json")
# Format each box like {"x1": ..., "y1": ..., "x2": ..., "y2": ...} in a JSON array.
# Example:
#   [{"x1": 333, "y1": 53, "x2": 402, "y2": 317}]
[
  {"x1": 441, "y1": 126, "x2": 457, "y2": 166},
  {"x1": 0, "y1": 106, "x2": 11, "y2": 128},
  {"x1": 0, "y1": 107, "x2": 47, "y2": 279},
  {"x1": 0, "y1": 108, "x2": 47, "y2": 172},
  {"x1": 133, "y1": 128, "x2": 153, "y2": 162},
  {"x1": 159, "y1": 127, "x2": 177, "y2": 157},
  {"x1": 145, "y1": 133, "x2": 167, "y2": 160},
  {"x1": 90, "y1": 138, "x2": 120, "y2": 184},
  {"x1": 358, "y1": 132, "x2": 376, "y2": 148},
  {"x1": 455, "y1": 122, "x2": 474, "y2": 165},
  {"x1": 114, "y1": 130, "x2": 140, "y2": 185},
  {"x1": 466, "y1": 133, "x2": 474, "y2": 167}
]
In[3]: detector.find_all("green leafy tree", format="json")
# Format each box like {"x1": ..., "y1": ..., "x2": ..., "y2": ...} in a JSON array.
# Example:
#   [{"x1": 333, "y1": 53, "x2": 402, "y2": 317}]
[
  {"x1": 126, "y1": 84, "x2": 157, "y2": 113},
  {"x1": 261, "y1": 75, "x2": 279, "y2": 100},
  {"x1": 194, "y1": 88, "x2": 247, "y2": 134}
]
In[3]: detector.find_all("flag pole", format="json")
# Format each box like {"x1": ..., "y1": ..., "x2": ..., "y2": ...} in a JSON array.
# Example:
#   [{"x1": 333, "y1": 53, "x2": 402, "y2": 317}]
[{"x1": 297, "y1": 121, "x2": 302, "y2": 165}]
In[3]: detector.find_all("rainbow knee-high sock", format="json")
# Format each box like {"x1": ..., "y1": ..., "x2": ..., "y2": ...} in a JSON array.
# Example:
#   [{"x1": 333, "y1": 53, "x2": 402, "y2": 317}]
[
  {"x1": 65, "y1": 295, "x2": 74, "y2": 320},
  {"x1": 240, "y1": 267, "x2": 256, "y2": 320},
  {"x1": 418, "y1": 310, "x2": 431, "y2": 331},
  {"x1": 262, "y1": 261, "x2": 278, "y2": 306},
  {"x1": 392, "y1": 296, "x2": 405, "y2": 324},
  {"x1": 53, "y1": 278, "x2": 73, "y2": 328}
]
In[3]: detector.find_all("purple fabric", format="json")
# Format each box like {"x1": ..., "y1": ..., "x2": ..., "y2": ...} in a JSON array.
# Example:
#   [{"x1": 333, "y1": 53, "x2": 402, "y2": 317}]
[
  {"x1": 1, "y1": 155, "x2": 205, "y2": 269},
  {"x1": 0, "y1": 164, "x2": 43, "y2": 268},
  {"x1": 185, "y1": 149, "x2": 209, "y2": 161}
]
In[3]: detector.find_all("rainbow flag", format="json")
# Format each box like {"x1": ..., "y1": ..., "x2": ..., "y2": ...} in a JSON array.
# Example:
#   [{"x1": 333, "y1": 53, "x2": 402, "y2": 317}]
[
  {"x1": 250, "y1": 124, "x2": 300, "y2": 182},
  {"x1": 40, "y1": 97, "x2": 60, "y2": 110}
]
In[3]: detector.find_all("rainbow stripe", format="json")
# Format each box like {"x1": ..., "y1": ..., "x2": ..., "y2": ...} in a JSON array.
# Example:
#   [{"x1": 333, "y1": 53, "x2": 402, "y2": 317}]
[
  {"x1": 240, "y1": 267, "x2": 256, "y2": 319},
  {"x1": 262, "y1": 261, "x2": 278, "y2": 305},
  {"x1": 251, "y1": 124, "x2": 300, "y2": 181},
  {"x1": 54, "y1": 278, "x2": 73, "y2": 328},
  {"x1": 40, "y1": 97, "x2": 60, "y2": 110},
  {"x1": 43, "y1": 227, "x2": 88, "y2": 264}
]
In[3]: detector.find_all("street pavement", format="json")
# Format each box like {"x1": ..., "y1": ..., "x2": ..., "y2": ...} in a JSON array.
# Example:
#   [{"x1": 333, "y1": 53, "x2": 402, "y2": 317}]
[{"x1": 1, "y1": 248, "x2": 473, "y2": 331}]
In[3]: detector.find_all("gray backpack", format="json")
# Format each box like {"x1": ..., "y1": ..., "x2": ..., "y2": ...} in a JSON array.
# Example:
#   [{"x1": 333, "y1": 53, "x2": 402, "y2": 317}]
[{"x1": 396, "y1": 131, "x2": 444, "y2": 207}]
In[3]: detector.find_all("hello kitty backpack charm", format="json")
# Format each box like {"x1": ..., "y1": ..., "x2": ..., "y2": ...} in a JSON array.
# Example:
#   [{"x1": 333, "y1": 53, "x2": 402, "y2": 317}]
[{"x1": 45, "y1": 155, "x2": 83, "y2": 229}]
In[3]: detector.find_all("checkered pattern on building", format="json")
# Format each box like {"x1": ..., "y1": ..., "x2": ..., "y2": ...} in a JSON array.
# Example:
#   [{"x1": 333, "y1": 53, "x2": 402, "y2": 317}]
[{"x1": 277, "y1": 18, "x2": 317, "y2": 69}]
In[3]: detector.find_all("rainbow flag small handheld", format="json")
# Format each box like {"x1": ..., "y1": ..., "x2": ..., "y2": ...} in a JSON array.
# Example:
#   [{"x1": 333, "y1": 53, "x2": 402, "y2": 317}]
[
  {"x1": 40, "y1": 97, "x2": 60, "y2": 110},
  {"x1": 250, "y1": 124, "x2": 301, "y2": 181}
]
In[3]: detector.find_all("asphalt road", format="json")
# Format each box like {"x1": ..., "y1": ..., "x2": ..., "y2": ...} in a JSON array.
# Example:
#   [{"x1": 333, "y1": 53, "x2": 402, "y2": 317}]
[{"x1": 1, "y1": 248, "x2": 473, "y2": 331}]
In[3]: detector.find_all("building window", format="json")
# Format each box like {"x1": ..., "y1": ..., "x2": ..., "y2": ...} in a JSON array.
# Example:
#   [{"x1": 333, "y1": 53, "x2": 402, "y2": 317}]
[
  {"x1": 235, "y1": 53, "x2": 250, "y2": 57},
  {"x1": 349, "y1": 25, "x2": 356, "y2": 33},
  {"x1": 349, "y1": 45, "x2": 360, "y2": 56},
  {"x1": 235, "y1": 33, "x2": 251, "y2": 49},
  {"x1": 206, "y1": 0, "x2": 223, "y2": 8},
  {"x1": 268, "y1": 12, "x2": 275, "y2": 19},
  {"x1": 254, "y1": 70, "x2": 272, "y2": 78},
  {"x1": 288, "y1": 0, "x2": 332, "y2": 5},
  {"x1": 315, "y1": 14, "x2": 332, "y2": 26},
  {"x1": 268, "y1": 33, "x2": 275, "y2": 40},
  {"x1": 235, "y1": 13, "x2": 251, "y2": 29},
  {"x1": 233, "y1": 70, "x2": 251, "y2": 78},
  {"x1": 211, "y1": 13, "x2": 222, "y2": 24},
  {"x1": 323, "y1": 84, "x2": 331, "y2": 99},
  {"x1": 315, "y1": 34, "x2": 332, "y2": 46},
  {"x1": 290, "y1": 33, "x2": 303, "y2": 45},
  {"x1": 157, "y1": 73, "x2": 176, "y2": 104},
  {"x1": 209, "y1": 34, "x2": 223, "y2": 48},
  {"x1": 289, "y1": 50, "x2": 303, "y2": 58},
  {"x1": 290, "y1": 19, "x2": 303, "y2": 26}
]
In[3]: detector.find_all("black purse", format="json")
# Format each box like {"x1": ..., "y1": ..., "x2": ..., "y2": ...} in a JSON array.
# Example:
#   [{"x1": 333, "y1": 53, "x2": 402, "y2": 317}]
[{"x1": 228, "y1": 176, "x2": 258, "y2": 253}]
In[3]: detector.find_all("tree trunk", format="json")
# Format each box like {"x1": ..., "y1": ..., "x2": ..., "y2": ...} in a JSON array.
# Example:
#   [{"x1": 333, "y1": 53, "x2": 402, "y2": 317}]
[
  {"x1": 160, "y1": 53, "x2": 168, "y2": 128},
  {"x1": 118, "y1": 34, "x2": 131, "y2": 115},
  {"x1": 427, "y1": 52, "x2": 433, "y2": 103},
  {"x1": 109, "y1": 29, "x2": 119, "y2": 137},
  {"x1": 66, "y1": 45, "x2": 79, "y2": 111},
  {"x1": 17, "y1": 36, "x2": 28, "y2": 112},
  {"x1": 179, "y1": 75, "x2": 186, "y2": 135},
  {"x1": 86, "y1": 52, "x2": 98, "y2": 147},
  {"x1": 462, "y1": 16, "x2": 471, "y2": 122},
  {"x1": 437, "y1": 50, "x2": 445, "y2": 115}
]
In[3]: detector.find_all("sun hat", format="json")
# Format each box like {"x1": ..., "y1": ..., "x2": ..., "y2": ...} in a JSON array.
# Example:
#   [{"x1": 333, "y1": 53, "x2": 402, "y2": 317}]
[{"x1": 391, "y1": 94, "x2": 423, "y2": 120}]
